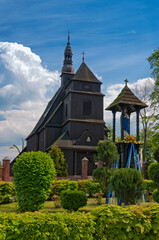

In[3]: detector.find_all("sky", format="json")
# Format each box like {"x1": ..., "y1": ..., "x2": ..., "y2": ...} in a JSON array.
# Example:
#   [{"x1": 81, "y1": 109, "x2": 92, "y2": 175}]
[{"x1": 0, "y1": 0, "x2": 158, "y2": 161}]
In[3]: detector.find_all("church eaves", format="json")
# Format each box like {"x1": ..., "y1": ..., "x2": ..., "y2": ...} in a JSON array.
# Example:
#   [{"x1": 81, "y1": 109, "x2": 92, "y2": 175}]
[{"x1": 72, "y1": 62, "x2": 102, "y2": 84}]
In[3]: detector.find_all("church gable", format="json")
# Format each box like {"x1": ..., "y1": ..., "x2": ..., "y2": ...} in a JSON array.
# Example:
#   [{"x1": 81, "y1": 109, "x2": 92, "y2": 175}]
[{"x1": 72, "y1": 62, "x2": 102, "y2": 84}]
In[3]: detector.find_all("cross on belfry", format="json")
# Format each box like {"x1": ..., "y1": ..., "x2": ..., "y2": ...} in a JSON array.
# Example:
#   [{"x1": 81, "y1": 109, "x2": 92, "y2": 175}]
[
  {"x1": 82, "y1": 51, "x2": 86, "y2": 63},
  {"x1": 124, "y1": 79, "x2": 128, "y2": 86}
]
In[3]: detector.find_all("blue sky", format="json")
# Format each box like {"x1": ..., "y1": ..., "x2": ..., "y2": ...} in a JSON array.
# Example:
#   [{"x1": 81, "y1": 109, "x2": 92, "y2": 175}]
[{"x1": 0, "y1": 0, "x2": 158, "y2": 160}]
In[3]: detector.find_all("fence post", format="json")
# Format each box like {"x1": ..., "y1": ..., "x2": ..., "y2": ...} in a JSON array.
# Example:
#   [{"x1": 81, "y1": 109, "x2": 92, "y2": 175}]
[{"x1": 3, "y1": 156, "x2": 11, "y2": 182}]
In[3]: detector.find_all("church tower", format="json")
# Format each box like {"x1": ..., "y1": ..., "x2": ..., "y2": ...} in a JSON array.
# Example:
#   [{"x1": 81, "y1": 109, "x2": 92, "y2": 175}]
[
  {"x1": 61, "y1": 33, "x2": 74, "y2": 87},
  {"x1": 24, "y1": 36, "x2": 107, "y2": 177}
]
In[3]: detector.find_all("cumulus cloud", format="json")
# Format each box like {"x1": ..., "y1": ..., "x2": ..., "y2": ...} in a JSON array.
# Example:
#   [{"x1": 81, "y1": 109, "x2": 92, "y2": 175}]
[{"x1": 0, "y1": 42, "x2": 60, "y2": 160}]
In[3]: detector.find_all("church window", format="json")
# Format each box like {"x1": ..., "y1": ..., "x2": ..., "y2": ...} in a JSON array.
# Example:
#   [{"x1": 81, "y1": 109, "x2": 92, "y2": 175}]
[{"x1": 83, "y1": 99, "x2": 91, "y2": 115}]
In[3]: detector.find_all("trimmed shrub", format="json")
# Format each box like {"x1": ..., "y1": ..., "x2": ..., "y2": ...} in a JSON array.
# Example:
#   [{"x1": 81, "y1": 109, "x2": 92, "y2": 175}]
[
  {"x1": 91, "y1": 203, "x2": 159, "y2": 240},
  {"x1": 49, "y1": 146, "x2": 68, "y2": 177},
  {"x1": 0, "y1": 212, "x2": 95, "y2": 240},
  {"x1": 0, "y1": 181, "x2": 15, "y2": 204},
  {"x1": 13, "y1": 151, "x2": 56, "y2": 212},
  {"x1": 61, "y1": 190, "x2": 87, "y2": 211},
  {"x1": 152, "y1": 188, "x2": 159, "y2": 203},
  {"x1": 77, "y1": 179, "x2": 101, "y2": 197},
  {"x1": 0, "y1": 204, "x2": 159, "y2": 239},
  {"x1": 148, "y1": 162, "x2": 159, "y2": 185},
  {"x1": 50, "y1": 180, "x2": 78, "y2": 198},
  {"x1": 110, "y1": 168, "x2": 144, "y2": 205}
]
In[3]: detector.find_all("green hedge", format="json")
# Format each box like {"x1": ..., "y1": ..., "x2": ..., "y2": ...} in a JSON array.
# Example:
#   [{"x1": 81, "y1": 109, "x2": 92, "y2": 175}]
[
  {"x1": 0, "y1": 203, "x2": 159, "y2": 239},
  {"x1": 50, "y1": 179, "x2": 101, "y2": 199},
  {"x1": 91, "y1": 203, "x2": 159, "y2": 240},
  {"x1": 49, "y1": 180, "x2": 78, "y2": 198},
  {"x1": 77, "y1": 179, "x2": 101, "y2": 197},
  {"x1": 0, "y1": 181, "x2": 15, "y2": 204},
  {"x1": 0, "y1": 212, "x2": 95, "y2": 240}
]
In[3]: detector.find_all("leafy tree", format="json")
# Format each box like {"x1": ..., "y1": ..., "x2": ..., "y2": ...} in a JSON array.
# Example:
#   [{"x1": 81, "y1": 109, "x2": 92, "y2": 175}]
[
  {"x1": 93, "y1": 140, "x2": 119, "y2": 203},
  {"x1": 93, "y1": 167, "x2": 113, "y2": 202},
  {"x1": 13, "y1": 151, "x2": 56, "y2": 212},
  {"x1": 49, "y1": 146, "x2": 68, "y2": 177},
  {"x1": 147, "y1": 48, "x2": 159, "y2": 130},
  {"x1": 94, "y1": 140, "x2": 119, "y2": 168},
  {"x1": 134, "y1": 78, "x2": 155, "y2": 162},
  {"x1": 110, "y1": 168, "x2": 144, "y2": 205}
]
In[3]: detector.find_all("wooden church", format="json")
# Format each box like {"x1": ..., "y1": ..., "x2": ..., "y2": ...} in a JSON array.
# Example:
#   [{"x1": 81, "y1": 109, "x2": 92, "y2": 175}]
[{"x1": 25, "y1": 36, "x2": 108, "y2": 176}]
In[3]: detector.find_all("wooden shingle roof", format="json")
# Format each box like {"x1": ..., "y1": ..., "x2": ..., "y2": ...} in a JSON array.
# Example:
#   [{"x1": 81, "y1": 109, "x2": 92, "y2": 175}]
[
  {"x1": 106, "y1": 85, "x2": 148, "y2": 112},
  {"x1": 72, "y1": 62, "x2": 102, "y2": 84}
]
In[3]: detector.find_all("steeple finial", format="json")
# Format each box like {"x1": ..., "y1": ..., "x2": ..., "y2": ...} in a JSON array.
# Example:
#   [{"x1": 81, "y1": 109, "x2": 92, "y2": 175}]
[
  {"x1": 82, "y1": 51, "x2": 85, "y2": 63},
  {"x1": 124, "y1": 79, "x2": 128, "y2": 86},
  {"x1": 68, "y1": 30, "x2": 70, "y2": 44},
  {"x1": 61, "y1": 32, "x2": 74, "y2": 74}
]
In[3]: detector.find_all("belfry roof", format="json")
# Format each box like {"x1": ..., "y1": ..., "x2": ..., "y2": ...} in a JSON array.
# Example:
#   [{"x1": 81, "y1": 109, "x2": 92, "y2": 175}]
[
  {"x1": 106, "y1": 85, "x2": 148, "y2": 112},
  {"x1": 72, "y1": 62, "x2": 102, "y2": 84}
]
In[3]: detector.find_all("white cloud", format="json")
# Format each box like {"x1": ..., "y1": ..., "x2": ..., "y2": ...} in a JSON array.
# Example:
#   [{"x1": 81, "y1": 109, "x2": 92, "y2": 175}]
[{"x1": 0, "y1": 42, "x2": 60, "y2": 161}]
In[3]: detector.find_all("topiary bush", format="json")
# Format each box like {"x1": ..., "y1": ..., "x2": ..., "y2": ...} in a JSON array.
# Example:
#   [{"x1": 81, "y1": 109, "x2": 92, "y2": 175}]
[
  {"x1": 61, "y1": 190, "x2": 87, "y2": 211},
  {"x1": 49, "y1": 146, "x2": 68, "y2": 177},
  {"x1": 13, "y1": 151, "x2": 56, "y2": 212},
  {"x1": 148, "y1": 162, "x2": 159, "y2": 185},
  {"x1": 0, "y1": 181, "x2": 15, "y2": 204},
  {"x1": 110, "y1": 168, "x2": 144, "y2": 205}
]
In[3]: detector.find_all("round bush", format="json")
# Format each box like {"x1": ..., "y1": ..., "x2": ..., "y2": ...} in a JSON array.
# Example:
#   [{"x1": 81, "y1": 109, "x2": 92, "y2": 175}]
[
  {"x1": 13, "y1": 151, "x2": 56, "y2": 212},
  {"x1": 148, "y1": 162, "x2": 159, "y2": 184},
  {"x1": 152, "y1": 188, "x2": 159, "y2": 203},
  {"x1": 110, "y1": 168, "x2": 144, "y2": 205},
  {"x1": 61, "y1": 190, "x2": 87, "y2": 211}
]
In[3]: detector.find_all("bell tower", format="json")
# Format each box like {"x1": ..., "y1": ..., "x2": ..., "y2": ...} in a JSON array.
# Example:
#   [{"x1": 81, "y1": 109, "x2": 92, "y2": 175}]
[{"x1": 61, "y1": 33, "x2": 74, "y2": 87}]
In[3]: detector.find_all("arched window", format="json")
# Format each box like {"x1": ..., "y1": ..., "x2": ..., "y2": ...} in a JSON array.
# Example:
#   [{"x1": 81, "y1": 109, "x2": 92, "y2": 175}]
[{"x1": 83, "y1": 99, "x2": 91, "y2": 115}]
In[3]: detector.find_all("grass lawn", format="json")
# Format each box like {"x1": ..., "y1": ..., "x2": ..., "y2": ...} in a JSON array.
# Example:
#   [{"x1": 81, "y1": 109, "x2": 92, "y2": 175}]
[{"x1": 0, "y1": 198, "x2": 106, "y2": 214}]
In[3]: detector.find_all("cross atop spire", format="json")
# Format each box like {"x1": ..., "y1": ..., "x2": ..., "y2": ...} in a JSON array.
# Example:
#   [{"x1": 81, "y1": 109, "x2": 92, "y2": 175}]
[
  {"x1": 68, "y1": 30, "x2": 70, "y2": 44},
  {"x1": 82, "y1": 51, "x2": 85, "y2": 63},
  {"x1": 124, "y1": 79, "x2": 128, "y2": 86}
]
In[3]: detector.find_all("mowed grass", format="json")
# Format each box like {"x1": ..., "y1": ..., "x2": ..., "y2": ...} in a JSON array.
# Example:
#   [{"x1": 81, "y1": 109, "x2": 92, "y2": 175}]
[{"x1": 0, "y1": 198, "x2": 106, "y2": 213}]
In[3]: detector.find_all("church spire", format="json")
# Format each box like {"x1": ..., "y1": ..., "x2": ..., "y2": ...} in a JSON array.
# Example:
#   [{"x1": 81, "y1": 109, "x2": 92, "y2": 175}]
[{"x1": 62, "y1": 32, "x2": 74, "y2": 74}]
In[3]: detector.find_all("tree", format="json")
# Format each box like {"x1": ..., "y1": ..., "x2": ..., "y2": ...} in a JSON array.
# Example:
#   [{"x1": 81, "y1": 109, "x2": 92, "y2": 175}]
[
  {"x1": 13, "y1": 151, "x2": 56, "y2": 212},
  {"x1": 147, "y1": 48, "x2": 159, "y2": 130},
  {"x1": 49, "y1": 146, "x2": 68, "y2": 177},
  {"x1": 94, "y1": 140, "x2": 119, "y2": 168},
  {"x1": 93, "y1": 140, "x2": 119, "y2": 203},
  {"x1": 110, "y1": 168, "x2": 144, "y2": 205},
  {"x1": 134, "y1": 78, "x2": 155, "y2": 162}
]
